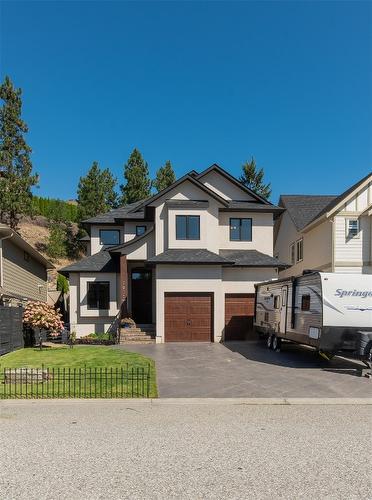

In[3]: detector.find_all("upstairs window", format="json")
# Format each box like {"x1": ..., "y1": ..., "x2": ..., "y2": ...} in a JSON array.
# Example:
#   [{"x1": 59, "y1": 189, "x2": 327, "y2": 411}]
[
  {"x1": 230, "y1": 218, "x2": 252, "y2": 241},
  {"x1": 136, "y1": 225, "x2": 146, "y2": 237},
  {"x1": 296, "y1": 239, "x2": 303, "y2": 262},
  {"x1": 99, "y1": 229, "x2": 120, "y2": 245},
  {"x1": 87, "y1": 282, "x2": 110, "y2": 310},
  {"x1": 346, "y1": 219, "x2": 359, "y2": 239},
  {"x1": 289, "y1": 243, "x2": 295, "y2": 265},
  {"x1": 176, "y1": 215, "x2": 200, "y2": 240}
]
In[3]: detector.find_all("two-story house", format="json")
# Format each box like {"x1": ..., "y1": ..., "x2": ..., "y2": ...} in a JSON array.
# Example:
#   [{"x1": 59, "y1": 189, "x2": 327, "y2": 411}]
[
  {"x1": 0, "y1": 224, "x2": 53, "y2": 306},
  {"x1": 60, "y1": 164, "x2": 286, "y2": 342},
  {"x1": 275, "y1": 172, "x2": 372, "y2": 277}
]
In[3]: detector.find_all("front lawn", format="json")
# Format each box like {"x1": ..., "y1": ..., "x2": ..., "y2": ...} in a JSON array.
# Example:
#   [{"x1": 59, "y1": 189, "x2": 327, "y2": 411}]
[{"x1": 0, "y1": 346, "x2": 157, "y2": 398}]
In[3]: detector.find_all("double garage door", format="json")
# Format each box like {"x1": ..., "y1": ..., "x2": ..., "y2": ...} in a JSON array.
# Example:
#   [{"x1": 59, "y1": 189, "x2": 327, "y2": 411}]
[{"x1": 164, "y1": 293, "x2": 254, "y2": 342}]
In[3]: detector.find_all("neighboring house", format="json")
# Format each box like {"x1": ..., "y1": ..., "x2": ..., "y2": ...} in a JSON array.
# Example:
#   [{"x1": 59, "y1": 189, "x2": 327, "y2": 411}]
[
  {"x1": 275, "y1": 172, "x2": 372, "y2": 277},
  {"x1": 60, "y1": 164, "x2": 286, "y2": 342},
  {"x1": 0, "y1": 224, "x2": 54, "y2": 306}
]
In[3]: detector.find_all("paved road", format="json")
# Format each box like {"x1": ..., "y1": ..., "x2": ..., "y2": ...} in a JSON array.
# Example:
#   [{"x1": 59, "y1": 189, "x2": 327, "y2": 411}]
[
  {"x1": 117, "y1": 342, "x2": 372, "y2": 398},
  {"x1": 0, "y1": 400, "x2": 371, "y2": 499}
]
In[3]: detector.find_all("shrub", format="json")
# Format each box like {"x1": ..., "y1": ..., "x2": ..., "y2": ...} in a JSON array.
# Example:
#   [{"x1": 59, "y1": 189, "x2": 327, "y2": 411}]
[
  {"x1": 57, "y1": 273, "x2": 69, "y2": 294},
  {"x1": 23, "y1": 301, "x2": 64, "y2": 332},
  {"x1": 76, "y1": 332, "x2": 116, "y2": 345}
]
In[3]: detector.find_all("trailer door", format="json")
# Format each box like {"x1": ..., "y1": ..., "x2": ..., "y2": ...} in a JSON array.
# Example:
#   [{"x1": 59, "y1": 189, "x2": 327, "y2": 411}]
[{"x1": 280, "y1": 286, "x2": 288, "y2": 334}]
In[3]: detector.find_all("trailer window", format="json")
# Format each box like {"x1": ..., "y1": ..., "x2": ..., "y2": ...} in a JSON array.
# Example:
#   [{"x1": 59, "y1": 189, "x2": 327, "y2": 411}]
[
  {"x1": 274, "y1": 296, "x2": 280, "y2": 309},
  {"x1": 301, "y1": 294, "x2": 310, "y2": 311}
]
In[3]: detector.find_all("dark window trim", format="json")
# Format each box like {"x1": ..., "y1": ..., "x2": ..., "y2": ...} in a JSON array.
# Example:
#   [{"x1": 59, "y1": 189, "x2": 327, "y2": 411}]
[
  {"x1": 301, "y1": 294, "x2": 310, "y2": 311},
  {"x1": 99, "y1": 229, "x2": 120, "y2": 246},
  {"x1": 87, "y1": 281, "x2": 110, "y2": 310},
  {"x1": 229, "y1": 218, "x2": 252, "y2": 241},
  {"x1": 136, "y1": 225, "x2": 147, "y2": 237},
  {"x1": 175, "y1": 215, "x2": 200, "y2": 240}
]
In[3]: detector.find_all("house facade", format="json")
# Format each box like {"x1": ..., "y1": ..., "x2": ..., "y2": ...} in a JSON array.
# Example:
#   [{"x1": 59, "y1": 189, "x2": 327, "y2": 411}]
[
  {"x1": 275, "y1": 172, "x2": 372, "y2": 278},
  {"x1": 61, "y1": 165, "x2": 285, "y2": 342},
  {"x1": 0, "y1": 224, "x2": 53, "y2": 306}
]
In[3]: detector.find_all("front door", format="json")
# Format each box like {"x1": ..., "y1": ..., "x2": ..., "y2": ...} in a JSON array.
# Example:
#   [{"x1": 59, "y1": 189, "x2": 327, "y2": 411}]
[
  {"x1": 280, "y1": 286, "x2": 288, "y2": 334},
  {"x1": 131, "y1": 269, "x2": 152, "y2": 324}
]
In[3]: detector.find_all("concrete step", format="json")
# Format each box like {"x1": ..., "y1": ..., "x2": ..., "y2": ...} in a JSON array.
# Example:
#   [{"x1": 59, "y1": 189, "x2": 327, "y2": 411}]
[{"x1": 120, "y1": 337, "x2": 155, "y2": 344}]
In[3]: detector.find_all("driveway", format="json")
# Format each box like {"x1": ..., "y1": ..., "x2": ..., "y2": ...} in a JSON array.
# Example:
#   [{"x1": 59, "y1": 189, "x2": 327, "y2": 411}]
[{"x1": 115, "y1": 341, "x2": 372, "y2": 398}]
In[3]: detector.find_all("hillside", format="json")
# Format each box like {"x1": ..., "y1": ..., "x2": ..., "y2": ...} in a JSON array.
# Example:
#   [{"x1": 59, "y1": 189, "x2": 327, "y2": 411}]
[{"x1": 18, "y1": 216, "x2": 83, "y2": 290}]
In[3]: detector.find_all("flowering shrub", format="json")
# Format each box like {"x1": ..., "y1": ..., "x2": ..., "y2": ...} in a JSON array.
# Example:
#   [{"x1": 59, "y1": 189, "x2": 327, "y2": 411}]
[{"x1": 23, "y1": 301, "x2": 64, "y2": 333}]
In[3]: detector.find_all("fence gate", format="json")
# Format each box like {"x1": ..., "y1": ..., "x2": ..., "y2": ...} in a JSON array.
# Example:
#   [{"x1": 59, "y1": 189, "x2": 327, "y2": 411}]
[{"x1": 0, "y1": 306, "x2": 24, "y2": 355}]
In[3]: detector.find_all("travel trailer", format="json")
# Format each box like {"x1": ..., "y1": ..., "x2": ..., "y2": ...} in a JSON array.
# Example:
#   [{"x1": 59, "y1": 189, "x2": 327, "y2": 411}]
[{"x1": 254, "y1": 272, "x2": 372, "y2": 362}]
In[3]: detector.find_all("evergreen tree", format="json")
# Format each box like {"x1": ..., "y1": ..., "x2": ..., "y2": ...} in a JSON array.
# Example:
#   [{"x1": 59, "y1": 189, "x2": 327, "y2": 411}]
[
  {"x1": 46, "y1": 223, "x2": 67, "y2": 259},
  {"x1": 0, "y1": 76, "x2": 38, "y2": 228},
  {"x1": 57, "y1": 273, "x2": 69, "y2": 294},
  {"x1": 120, "y1": 148, "x2": 151, "y2": 204},
  {"x1": 239, "y1": 157, "x2": 272, "y2": 199},
  {"x1": 77, "y1": 161, "x2": 117, "y2": 221},
  {"x1": 152, "y1": 160, "x2": 176, "y2": 192}
]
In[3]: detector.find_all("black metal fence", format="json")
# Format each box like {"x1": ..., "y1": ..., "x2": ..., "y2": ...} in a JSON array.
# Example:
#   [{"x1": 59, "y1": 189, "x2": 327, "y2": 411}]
[{"x1": 0, "y1": 364, "x2": 151, "y2": 399}]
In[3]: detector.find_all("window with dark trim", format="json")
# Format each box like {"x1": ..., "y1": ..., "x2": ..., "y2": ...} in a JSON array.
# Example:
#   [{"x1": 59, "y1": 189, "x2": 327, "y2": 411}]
[
  {"x1": 301, "y1": 294, "x2": 310, "y2": 311},
  {"x1": 99, "y1": 229, "x2": 120, "y2": 245},
  {"x1": 87, "y1": 282, "x2": 110, "y2": 310},
  {"x1": 136, "y1": 225, "x2": 146, "y2": 237},
  {"x1": 229, "y1": 218, "x2": 252, "y2": 241},
  {"x1": 176, "y1": 215, "x2": 200, "y2": 240}
]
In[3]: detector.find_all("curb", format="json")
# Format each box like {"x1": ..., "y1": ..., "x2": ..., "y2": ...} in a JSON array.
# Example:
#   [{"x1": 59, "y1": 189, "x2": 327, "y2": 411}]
[{"x1": 1, "y1": 397, "x2": 372, "y2": 406}]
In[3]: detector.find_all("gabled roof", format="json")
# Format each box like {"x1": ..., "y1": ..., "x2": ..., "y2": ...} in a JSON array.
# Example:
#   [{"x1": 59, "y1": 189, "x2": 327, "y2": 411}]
[
  {"x1": 82, "y1": 201, "x2": 145, "y2": 225},
  {"x1": 0, "y1": 224, "x2": 54, "y2": 269},
  {"x1": 279, "y1": 195, "x2": 337, "y2": 231},
  {"x1": 127, "y1": 173, "x2": 229, "y2": 213},
  {"x1": 109, "y1": 226, "x2": 154, "y2": 253},
  {"x1": 59, "y1": 250, "x2": 117, "y2": 275},
  {"x1": 196, "y1": 163, "x2": 272, "y2": 205},
  {"x1": 219, "y1": 249, "x2": 287, "y2": 268},
  {"x1": 147, "y1": 248, "x2": 234, "y2": 265},
  {"x1": 305, "y1": 171, "x2": 372, "y2": 226}
]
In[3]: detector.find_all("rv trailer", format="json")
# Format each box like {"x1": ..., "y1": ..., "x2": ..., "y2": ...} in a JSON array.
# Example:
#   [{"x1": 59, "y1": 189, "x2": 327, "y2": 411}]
[{"x1": 254, "y1": 272, "x2": 372, "y2": 361}]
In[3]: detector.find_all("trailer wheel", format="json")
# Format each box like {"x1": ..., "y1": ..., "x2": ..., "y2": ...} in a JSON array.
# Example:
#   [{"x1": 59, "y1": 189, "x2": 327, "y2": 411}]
[
  {"x1": 266, "y1": 334, "x2": 273, "y2": 349},
  {"x1": 272, "y1": 335, "x2": 281, "y2": 352}
]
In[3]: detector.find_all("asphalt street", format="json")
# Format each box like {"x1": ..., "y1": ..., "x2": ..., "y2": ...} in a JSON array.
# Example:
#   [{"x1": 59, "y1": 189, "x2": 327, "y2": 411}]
[{"x1": 0, "y1": 400, "x2": 371, "y2": 500}]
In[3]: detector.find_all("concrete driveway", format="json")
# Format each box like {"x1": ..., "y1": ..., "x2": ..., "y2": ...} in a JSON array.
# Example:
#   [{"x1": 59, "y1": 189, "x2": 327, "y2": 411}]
[{"x1": 115, "y1": 341, "x2": 372, "y2": 398}]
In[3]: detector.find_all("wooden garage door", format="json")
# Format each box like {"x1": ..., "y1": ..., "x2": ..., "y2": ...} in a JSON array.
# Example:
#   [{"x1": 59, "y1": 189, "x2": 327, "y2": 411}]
[
  {"x1": 165, "y1": 293, "x2": 213, "y2": 342},
  {"x1": 225, "y1": 294, "x2": 255, "y2": 341}
]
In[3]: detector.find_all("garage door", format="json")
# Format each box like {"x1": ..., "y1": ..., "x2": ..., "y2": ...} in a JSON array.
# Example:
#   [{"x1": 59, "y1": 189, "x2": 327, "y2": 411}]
[
  {"x1": 225, "y1": 294, "x2": 255, "y2": 341},
  {"x1": 164, "y1": 293, "x2": 213, "y2": 342}
]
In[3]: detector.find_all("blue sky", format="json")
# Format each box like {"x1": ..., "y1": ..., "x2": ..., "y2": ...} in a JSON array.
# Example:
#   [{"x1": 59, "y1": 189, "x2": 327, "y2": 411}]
[{"x1": 1, "y1": 1, "x2": 371, "y2": 203}]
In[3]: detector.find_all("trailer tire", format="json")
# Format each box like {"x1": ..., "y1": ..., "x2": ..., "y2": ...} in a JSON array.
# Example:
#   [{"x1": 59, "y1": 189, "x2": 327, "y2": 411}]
[
  {"x1": 266, "y1": 334, "x2": 273, "y2": 349},
  {"x1": 272, "y1": 335, "x2": 281, "y2": 352}
]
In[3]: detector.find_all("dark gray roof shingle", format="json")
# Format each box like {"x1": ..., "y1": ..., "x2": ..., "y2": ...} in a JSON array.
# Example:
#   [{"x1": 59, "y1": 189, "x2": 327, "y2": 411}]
[
  {"x1": 279, "y1": 195, "x2": 336, "y2": 231},
  {"x1": 226, "y1": 201, "x2": 283, "y2": 212},
  {"x1": 59, "y1": 250, "x2": 117, "y2": 274},
  {"x1": 219, "y1": 250, "x2": 287, "y2": 268},
  {"x1": 82, "y1": 201, "x2": 145, "y2": 224},
  {"x1": 147, "y1": 249, "x2": 234, "y2": 265}
]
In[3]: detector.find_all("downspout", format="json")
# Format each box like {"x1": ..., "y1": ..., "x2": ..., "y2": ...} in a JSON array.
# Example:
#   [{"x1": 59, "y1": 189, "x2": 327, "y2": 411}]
[
  {"x1": 0, "y1": 232, "x2": 13, "y2": 288},
  {"x1": 331, "y1": 218, "x2": 335, "y2": 272}
]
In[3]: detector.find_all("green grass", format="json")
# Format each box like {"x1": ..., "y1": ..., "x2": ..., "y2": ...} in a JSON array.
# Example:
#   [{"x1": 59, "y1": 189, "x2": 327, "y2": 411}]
[{"x1": 0, "y1": 346, "x2": 157, "y2": 399}]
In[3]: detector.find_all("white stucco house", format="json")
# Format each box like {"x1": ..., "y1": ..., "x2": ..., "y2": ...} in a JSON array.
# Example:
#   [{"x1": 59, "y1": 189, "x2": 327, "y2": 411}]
[
  {"x1": 60, "y1": 164, "x2": 286, "y2": 342},
  {"x1": 275, "y1": 172, "x2": 372, "y2": 278}
]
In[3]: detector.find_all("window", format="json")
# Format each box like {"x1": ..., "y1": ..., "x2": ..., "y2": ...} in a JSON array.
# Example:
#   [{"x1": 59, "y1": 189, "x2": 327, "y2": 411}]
[
  {"x1": 176, "y1": 215, "x2": 200, "y2": 240},
  {"x1": 301, "y1": 294, "x2": 310, "y2": 311},
  {"x1": 24, "y1": 251, "x2": 30, "y2": 262},
  {"x1": 296, "y1": 239, "x2": 303, "y2": 262},
  {"x1": 99, "y1": 230, "x2": 120, "y2": 245},
  {"x1": 132, "y1": 271, "x2": 151, "y2": 281},
  {"x1": 230, "y1": 218, "x2": 252, "y2": 241},
  {"x1": 136, "y1": 226, "x2": 146, "y2": 237},
  {"x1": 274, "y1": 295, "x2": 281, "y2": 309},
  {"x1": 289, "y1": 243, "x2": 295, "y2": 265},
  {"x1": 87, "y1": 282, "x2": 110, "y2": 310},
  {"x1": 346, "y1": 219, "x2": 359, "y2": 239}
]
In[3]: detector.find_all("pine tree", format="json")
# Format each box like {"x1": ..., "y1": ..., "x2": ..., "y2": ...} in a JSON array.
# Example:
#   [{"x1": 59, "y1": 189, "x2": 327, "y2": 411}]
[
  {"x1": 152, "y1": 160, "x2": 176, "y2": 192},
  {"x1": 77, "y1": 161, "x2": 117, "y2": 221},
  {"x1": 239, "y1": 157, "x2": 272, "y2": 199},
  {"x1": 120, "y1": 148, "x2": 151, "y2": 205},
  {"x1": 0, "y1": 76, "x2": 38, "y2": 228},
  {"x1": 46, "y1": 223, "x2": 67, "y2": 259}
]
